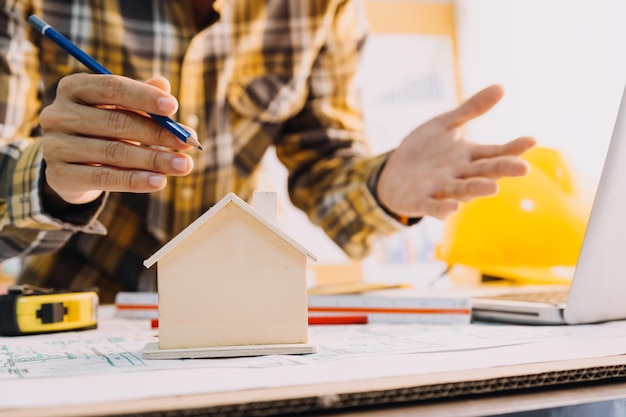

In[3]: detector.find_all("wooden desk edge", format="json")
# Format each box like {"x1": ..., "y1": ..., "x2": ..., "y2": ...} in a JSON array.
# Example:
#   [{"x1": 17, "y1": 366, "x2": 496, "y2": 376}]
[{"x1": 4, "y1": 354, "x2": 626, "y2": 417}]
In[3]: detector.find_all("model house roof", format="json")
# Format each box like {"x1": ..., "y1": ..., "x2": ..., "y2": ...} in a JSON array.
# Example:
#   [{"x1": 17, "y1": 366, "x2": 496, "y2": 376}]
[{"x1": 143, "y1": 192, "x2": 317, "y2": 268}]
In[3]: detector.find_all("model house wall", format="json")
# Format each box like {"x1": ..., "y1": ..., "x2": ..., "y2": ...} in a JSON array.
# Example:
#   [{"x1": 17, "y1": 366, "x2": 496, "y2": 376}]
[{"x1": 144, "y1": 192, "x2": 316, "y2": 350}]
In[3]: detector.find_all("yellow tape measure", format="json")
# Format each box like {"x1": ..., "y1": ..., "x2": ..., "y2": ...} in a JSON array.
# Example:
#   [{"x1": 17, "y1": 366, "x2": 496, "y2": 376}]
[{"x1": 0, "y1": 285, "x2": 98, "y2": 336}]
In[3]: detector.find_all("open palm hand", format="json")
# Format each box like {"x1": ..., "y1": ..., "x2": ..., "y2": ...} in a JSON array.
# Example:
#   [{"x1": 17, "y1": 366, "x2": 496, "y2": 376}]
[{"x1": 376, "y1": 84, "x2": 536, "y2": 220}]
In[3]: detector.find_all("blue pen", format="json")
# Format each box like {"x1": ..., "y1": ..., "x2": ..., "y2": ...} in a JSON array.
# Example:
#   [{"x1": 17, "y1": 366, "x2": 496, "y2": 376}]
[{"x1": 28, "y1": 14, "x2": 203, "y2": 150}]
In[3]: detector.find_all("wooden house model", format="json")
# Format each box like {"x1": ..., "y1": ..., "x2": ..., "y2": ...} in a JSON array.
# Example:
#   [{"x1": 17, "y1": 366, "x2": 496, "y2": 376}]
[{"x1": 142, "y1": 192, "x2": 317, "y2": 357}]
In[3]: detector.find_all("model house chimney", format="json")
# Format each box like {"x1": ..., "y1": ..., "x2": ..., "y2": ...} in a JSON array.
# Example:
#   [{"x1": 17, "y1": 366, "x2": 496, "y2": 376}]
[{"x1": 252, "y1": 191, "x2": 278, "y2": 224}]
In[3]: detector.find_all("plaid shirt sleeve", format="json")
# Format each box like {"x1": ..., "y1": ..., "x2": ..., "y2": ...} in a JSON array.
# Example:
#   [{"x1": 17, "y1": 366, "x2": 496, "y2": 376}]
[
  {"x1": 0, "y1": 0, "x2": 105, "y2": 261},
  {"x1": 278, "y1": 0, "x2": 405, "y2": 259}
]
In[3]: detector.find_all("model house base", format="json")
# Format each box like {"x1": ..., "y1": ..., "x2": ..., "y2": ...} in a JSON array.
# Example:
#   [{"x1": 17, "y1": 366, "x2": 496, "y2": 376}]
[{"x1": 142, "y1": 340, "x2": 318, "y2": 359}]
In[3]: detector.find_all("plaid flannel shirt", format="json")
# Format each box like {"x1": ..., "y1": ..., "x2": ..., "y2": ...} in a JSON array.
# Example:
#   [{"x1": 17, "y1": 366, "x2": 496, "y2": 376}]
[{"x1": 0, "y1": 0, "x2": 403, "y2": 302}]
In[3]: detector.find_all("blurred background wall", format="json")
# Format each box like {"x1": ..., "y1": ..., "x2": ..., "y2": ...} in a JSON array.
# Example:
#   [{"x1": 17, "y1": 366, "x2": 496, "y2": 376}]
[{"x1": 457, "y1": 0, "x2": 626, "y2": 183}]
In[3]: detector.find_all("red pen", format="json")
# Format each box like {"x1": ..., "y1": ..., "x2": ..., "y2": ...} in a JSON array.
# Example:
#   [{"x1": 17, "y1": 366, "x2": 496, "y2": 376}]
[
  {"x1": 150, "y1": 315, "x2": 368, "y2": 329},
  {"x1": 307, "y1": 315, "x2": 368, "y2": 325}
]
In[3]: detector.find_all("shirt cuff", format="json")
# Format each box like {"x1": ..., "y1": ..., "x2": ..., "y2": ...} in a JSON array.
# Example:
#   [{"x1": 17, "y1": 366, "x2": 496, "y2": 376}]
[
  {"x1": 365, "y1": 152, "x2": 421, "y2": 227},
  {"x1": 10, "y1": 141, "x2": 107, "y2": 234}
]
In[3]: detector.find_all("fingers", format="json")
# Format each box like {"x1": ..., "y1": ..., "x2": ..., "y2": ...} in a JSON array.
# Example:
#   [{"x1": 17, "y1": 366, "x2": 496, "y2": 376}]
[
  {"x1": 459, "y1": 155, "x2": 530, "y2": 179},
  {"x1": 56, "y1": 73, "x2": 178, "y2": 116},
  {"x1": 145, "y1": 76, "x2": 172, "y2": 93},
  {"x1": 44, "y1": 135, "x2": 193, "y2": 175},
  {"x1": 436, "y1": 84, "x2": 505, "y2": 128},
  {"x1": 459, "y1": 136, "x2": 536, "y2": 179},
  {"x1": 45, "y1": 163, "x2": 169, "y2": 198},
  {"x1": 434, "y1": 177, "x2": 498, "y2": 201},
  {"x1": 41, "y1": 73, "x2": 195, "y2": 150},
  {"x1": 43, "y1": 134, "x2": 194, "y2": 204},
  {"x1": 395, "y1": 177, "x2": 500, "y2": 219},
  {"x1": 414, "y1": 198, "x2": 460, "y2": 220},
  {"x1": 41, "y1": 104, "x2": 190, "y2": 150},
  {"x1": 39, "y1": 73, "x2": 198, "y2": 206},
  {"x1": 420, "y1": 177, "x2": 501, "y2": 219},
  {"x1": 470, "y1": 136, "x2": 537, "y2": 160}
]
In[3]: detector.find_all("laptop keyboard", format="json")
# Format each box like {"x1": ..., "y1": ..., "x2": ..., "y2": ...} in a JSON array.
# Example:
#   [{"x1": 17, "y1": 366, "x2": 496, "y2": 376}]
[{"x1": 486, "y1": 290, "x2": 569, "y2": 305}]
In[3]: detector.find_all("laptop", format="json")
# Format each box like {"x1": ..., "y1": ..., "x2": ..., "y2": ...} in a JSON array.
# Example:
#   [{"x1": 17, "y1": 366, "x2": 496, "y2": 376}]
[{"x1": 471, "y1": 86, "x2": 626, "y2": 325}]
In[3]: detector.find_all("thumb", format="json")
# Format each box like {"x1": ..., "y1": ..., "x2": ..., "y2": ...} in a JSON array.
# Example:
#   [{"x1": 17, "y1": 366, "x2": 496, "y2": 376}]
[
  {"x1": 145, "y1": 76, "x2": 172, "y2": 94},
  {"x1": 437, "y1": 84, "x2": 505, "y2": 128}
]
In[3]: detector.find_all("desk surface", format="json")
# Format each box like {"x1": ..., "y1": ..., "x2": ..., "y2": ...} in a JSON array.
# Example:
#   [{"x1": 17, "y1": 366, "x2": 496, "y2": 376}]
[
  {"x1": 4, "y1": 357, "x2": 626, "y2": 417},
  {"x1": 4, "y1": 305, "x2": 626, "y2": 417},
  {"x1": 7, "y1": 375, "x2": 626, "y2": 417}
]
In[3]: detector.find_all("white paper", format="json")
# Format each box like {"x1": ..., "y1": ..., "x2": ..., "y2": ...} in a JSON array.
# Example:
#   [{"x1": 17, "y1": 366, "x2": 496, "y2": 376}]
[{"x1": 3, "y1": 307, "x2": 626, "y2": 410}]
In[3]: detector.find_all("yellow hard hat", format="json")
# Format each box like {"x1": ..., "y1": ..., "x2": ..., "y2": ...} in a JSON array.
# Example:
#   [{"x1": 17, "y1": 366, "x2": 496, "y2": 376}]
[{"x1": 435, "y1": 146, "x2": 592, "y2": 284}]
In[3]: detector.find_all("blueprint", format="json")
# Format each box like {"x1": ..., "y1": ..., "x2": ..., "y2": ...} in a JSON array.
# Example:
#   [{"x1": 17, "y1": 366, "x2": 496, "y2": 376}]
[
  {"x1": 4, "y1": 306, "x2": 626, "y2": 412},
  {"x1": 2, "y1": 306, "x2": 626, "y2": 380}
]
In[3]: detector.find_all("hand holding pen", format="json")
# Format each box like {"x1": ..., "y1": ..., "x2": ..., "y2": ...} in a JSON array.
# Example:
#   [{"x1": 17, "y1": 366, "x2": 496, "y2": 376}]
[{"x1": 28, "y1": 15, "x2": 200, "y2": 207}]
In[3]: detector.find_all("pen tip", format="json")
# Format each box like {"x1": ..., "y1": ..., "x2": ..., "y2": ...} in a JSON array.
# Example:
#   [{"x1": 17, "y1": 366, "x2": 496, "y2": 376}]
[
  {"x1": 185, "y1": 134, "x2": 203, "y2": 151},
  {"x1": 198, "y1": 145, "x2": 204, "y2": 151}
]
